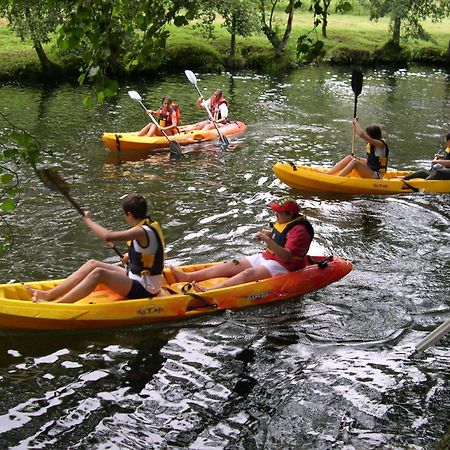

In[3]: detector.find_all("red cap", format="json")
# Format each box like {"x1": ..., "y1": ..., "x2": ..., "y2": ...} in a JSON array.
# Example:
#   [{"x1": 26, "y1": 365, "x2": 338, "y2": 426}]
[{"x1": 269, "y1": 197, "x2": 300, "y2": 214}]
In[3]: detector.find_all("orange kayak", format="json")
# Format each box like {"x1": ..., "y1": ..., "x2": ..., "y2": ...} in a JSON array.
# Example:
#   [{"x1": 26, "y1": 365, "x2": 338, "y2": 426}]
[
  {"x1": 0, "y1": 256, "x2": 351, "y2": 330},
  {"x1": 102, "y1": 121, "x2": 247, "y2": 152}
]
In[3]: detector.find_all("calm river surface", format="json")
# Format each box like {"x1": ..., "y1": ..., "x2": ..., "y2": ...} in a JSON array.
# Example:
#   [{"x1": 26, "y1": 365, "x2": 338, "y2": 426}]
[{"x1": 0, "y1": 66, "x2": 449, "y2": 449}]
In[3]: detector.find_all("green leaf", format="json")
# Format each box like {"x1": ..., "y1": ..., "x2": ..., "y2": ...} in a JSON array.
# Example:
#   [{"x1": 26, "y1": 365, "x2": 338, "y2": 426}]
[
  {"x1": 0, "y1": 173, "x2": 14, "y2": 184},
  {"x1": 0, "y1": 199, "x2": 15, "y2": 212},
  {"x1": 83, "y1": 96, "x2": 93, "y2": 109}
]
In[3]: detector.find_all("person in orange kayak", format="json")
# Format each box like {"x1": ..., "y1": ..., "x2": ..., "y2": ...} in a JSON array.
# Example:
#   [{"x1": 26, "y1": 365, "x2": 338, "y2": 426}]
[
  {"x1": 171, "y1": 197, "x2": 314, "y2": 292},
  {"x1": 26, "y1": 194, "x2": 165, "y2": 303},
  {"x1": 325, "y1": 117, "x2": 389, "y2": 178},
  {"x1": 183, "y1": 89, "x2": 229, "y2": 132},
  {"x1": 403, "y1": 132, "x2": 450, "y2": 180},
  {"x1": 138, "y1": 95, "x2": 180, "y2": 137}
]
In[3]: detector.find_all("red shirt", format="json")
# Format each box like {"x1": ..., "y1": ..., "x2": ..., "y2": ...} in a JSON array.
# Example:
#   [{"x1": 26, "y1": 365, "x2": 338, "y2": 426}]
[{"x1": 262, "y1": 223, "x2": 312, "y2": 271}]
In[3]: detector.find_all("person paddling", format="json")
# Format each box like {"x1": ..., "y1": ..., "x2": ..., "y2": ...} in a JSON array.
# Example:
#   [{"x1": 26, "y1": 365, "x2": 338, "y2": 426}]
[
  {"x1": 325, "y1": 117, "x2": 389, "y2": 178},
  {"x1": 183, "y1": 89, "x2": 229, "y2": 132},
  {"x1": 138, "y1": 95, "x2": 180, "y2": 137},
  {"x1": 171, "y1": 197, "x2": 314, "y2": 292},
  {"x1": 26, "y1": 194, "x2": 165, "y2": 303}
]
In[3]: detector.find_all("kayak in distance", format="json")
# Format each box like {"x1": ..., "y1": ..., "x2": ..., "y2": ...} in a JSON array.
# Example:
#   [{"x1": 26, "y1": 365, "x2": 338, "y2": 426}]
[
  {"x1": 102, "y1": 121, "x2": 247, "y2": 152},
  {"x1": 273, "y1": 162, "x2": 450, "y2": 195},
  {"x1": 0, "y1": 256, "x2": 351, "y2": 330}
]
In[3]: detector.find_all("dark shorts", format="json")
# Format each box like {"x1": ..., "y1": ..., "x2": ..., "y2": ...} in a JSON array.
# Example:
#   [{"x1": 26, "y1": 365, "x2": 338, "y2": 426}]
[{"x1": 126, "y1": 280, "x2": 155, "y2": 299}]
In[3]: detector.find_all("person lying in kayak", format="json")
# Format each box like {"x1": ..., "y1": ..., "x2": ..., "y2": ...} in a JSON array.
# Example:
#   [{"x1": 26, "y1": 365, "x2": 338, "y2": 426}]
[
  {"x1": 25, "y1": 194, "x2": 165, "y2": 303},
  {"x1": 403, "y1": 132, "x2": 450, "y2": 180},
  {"x1": 171, "y1": 197, "x2": 314, "y2": 292},
  {"x1": 325, "y1": 118, "x2": 389, "y2": 178},
  {"x1": 183, "y1": 89, "x2": 229, "y2": 132},
  {"x1": 138, "y1": 95, "x2": 180, "y2": 137}
]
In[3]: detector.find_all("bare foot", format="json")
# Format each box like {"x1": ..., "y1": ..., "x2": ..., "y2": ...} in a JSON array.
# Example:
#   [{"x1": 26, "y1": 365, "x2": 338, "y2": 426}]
[
  {"x1": 25, "y1": 285, "x2": 52, "y2": 302},
  {"x1": 170, "y1": 266, "x2": 190, "y2": 282},
  {"x1": 192, "y1": 281, "x2": 208, "y2": 293}
]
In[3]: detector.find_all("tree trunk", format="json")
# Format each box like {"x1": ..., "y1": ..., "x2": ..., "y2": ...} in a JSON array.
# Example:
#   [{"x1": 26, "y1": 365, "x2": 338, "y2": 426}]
[
  {"x1": 447, "y1": 39, "x2": 450, "y2": 66},
  {"x1": 391, "y1": 15, "x2": 401, "y2": 46},
  {"x1": 322, "y1": 0, "x2": 331, "y2": 38},
  {"x1": 33, "y1": 41, "x2": 59, "y2": 76},
  {"x1": 230, "y1": 16, "x2": 237, "y2": 58},
  {"x1": 275, "y1": 0, "x2": 296, "y2": 57}
]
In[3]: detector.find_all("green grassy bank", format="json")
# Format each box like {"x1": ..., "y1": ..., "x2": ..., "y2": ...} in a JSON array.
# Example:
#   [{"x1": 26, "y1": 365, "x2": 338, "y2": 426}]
[{"x1": 0, "y1": 12, "x2": 449, "y2": 82}]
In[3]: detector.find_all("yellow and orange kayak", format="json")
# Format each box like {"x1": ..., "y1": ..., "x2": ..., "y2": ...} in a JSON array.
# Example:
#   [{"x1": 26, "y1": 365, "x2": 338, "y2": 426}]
[
  {"x1": 273, "y1": 162, "x2": 450, "y2": 195},
  {"x1": 0, "y1": 256, "x2": 351, "y2": 330},
  {"x1": 102, "y1": 121, "x2": 247, "y2": 152}
]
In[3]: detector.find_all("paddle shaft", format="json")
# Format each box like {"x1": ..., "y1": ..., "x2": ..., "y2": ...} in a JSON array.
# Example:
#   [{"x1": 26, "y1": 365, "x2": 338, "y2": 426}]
[
  {"x1": 415, "y1": 318, "x2": 450, "y2": 353},
  {"x1": 351, "y1": 70, "x2": 363, "y2": 157}
]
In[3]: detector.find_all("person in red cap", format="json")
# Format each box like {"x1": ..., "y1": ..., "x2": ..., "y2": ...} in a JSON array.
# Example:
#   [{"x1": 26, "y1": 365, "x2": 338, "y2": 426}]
[{"x1": 171, "y1": 197, "x2": 314, "y2": 291}]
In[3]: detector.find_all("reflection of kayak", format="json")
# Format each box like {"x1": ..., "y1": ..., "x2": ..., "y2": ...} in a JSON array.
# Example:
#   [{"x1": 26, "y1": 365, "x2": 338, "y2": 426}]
[
  {"x1": 102, "y1": 121, "x2": 247, "y2": 152},
  {"x1": 273, "y1": 162, "x2": 450, "y2": 195},
  {"x1": 0, "y1": 256, "x2": 351, "y2": 330}
]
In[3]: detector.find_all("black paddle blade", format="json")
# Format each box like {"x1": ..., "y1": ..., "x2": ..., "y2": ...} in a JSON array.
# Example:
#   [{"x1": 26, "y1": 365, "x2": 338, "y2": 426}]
[
  {"x1": 351, "y1": 70, "x2": 363, "y2": 97},
  {"x1": 36, "y1": 167, "x2": 70, "y2": 194},
  {"x1": 220, "y1": 134, "x2": 230, "y2": 147},
  {"x1": 169, "y1": 141, "x2": 183, "y2": 160}
]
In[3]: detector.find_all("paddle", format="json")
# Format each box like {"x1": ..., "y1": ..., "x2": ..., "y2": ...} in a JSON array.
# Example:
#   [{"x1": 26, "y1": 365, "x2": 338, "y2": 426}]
[
  {"x1": 35, "y1": 167, "x2": 124, "y2": 258},
  {"x1": 414, "y1": 318, "x2": 450, "y2": 354},
  {"x1": 184, "y1": 70, "x2": 230, "y2": 147},
  {"x1": 351, "y1": 69, "x2": 363, "y2": 157},
  {"x1": 127, "y1": 90, "x2": 183, "y2": 159}
]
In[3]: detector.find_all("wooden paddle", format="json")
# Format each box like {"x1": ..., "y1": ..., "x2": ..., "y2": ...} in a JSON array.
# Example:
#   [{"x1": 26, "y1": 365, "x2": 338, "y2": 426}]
[
  {"x1": 128, "y1": 90, "x2": 183, "y2": 159},
  {"x1": 184, "y1": 70, "x2": 230, "y2": 147},
  {"x1": 351, "y1": 69, "x2": 363, "y2": 157},
  {"x1": 35, "y1": 167, "x2": 124, "y2": 258}
]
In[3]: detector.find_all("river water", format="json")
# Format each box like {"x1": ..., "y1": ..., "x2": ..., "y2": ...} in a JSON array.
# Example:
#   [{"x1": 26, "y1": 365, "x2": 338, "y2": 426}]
[{"x1": 0, "y1": 66, "x2": 449, "y2": 449}]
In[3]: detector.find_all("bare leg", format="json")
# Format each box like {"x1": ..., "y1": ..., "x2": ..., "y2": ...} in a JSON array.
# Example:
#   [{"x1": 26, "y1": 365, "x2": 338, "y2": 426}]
[
  {"x1": 183, "y1": 120, "x2": 209, "y2": 132},
  {"x1": 138, "y1": 123, "x2": 151, "y2": 136},
  {"x1": 171, "y1": 258, "x2": 252, "y2": 282},
  {"x1": 51, "y1": 267, "x2": 133, "y2": 303},
  {"x1": 193, "y1": 265, "x2": 272, "y2": 291},
  {"x1": 326, "y1": 155, "x2": 354, "y2": 175},
  {"x1": 337, "y1": 160, "x2": 375, "y2": 178},
  {"x1": 26, "y1": 260, "x2": 125, "y2": 301},
  {"x1": 145, "y1": 124, "x2": 158, "y2": 137}
]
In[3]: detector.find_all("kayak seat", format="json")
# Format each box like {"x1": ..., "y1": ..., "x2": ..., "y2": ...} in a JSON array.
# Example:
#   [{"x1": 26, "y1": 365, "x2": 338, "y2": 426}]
[{"x1": 169, "y1": 277, "x2": 229, "y2": 294}]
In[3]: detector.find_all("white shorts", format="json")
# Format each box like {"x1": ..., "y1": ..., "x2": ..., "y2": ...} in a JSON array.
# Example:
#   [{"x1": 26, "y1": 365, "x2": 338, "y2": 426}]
[{"x1": 244, "y1": 253, "x2": 289, "y2": 277}]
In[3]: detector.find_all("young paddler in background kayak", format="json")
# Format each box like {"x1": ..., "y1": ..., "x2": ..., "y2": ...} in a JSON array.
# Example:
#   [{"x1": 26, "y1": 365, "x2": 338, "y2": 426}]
[
  {"x1": 26, "y1": 194, "x2": 165, "y2": 303},
  {"x1": 325, "y1": 117, "x2": 389, "y2": 178},
  {"x1": 183, "y1": 89, "x2": 229, "y2": 132},
  {"x1": 171, "y1": 197, "x2": 314, "y2": 292},
  {"x1": 403, "y1": 131, "x2": 450, "y2": 181},
  {"x1": 138, "y1": 95, "x2": 180, "y2": 137}
]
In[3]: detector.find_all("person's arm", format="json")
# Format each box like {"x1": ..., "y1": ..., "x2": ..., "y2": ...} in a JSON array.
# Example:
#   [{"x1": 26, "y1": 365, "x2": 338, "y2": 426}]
[
  {"x1": 256, "y1": 230, "x2": 293, "y2": 262},
  {"x1": 82, "y1": 212, "x2": 146, "y2": 245},
  {"x1": 196, "y1": 96, "x2": 205, "y2": 111},
  {"x1": 434, "y1": 158, "x2": 450, "y2": 168},
  {"x1": 353, "y1": 117, "x2": 385, "y2": 150}
]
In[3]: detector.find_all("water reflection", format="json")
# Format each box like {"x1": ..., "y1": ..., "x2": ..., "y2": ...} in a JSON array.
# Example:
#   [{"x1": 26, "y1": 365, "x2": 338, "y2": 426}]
[{"x1": 0, "y1": 66, "x2": 449, "y2": 448}]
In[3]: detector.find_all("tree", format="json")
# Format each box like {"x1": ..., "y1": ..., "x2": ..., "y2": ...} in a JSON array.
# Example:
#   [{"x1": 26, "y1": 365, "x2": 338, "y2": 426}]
[
  {"x1": 259, "y1": 0, "x2": 302, "y2": 58},
  {"x1": 0, "y1": 0, "x2": 64, "y2": 75},
  {"x1": 314, "y1": 0, "x2": 353, "y2": 38},
  {"x1": 56, "y1": 0, "x2": 200, "y2": 105},
  {"x1": 366, "y1": 0, "x2": 450, "y2": 47},
  {"x1": 0, "y1": 114, "x2": 43, "y2": 253}
]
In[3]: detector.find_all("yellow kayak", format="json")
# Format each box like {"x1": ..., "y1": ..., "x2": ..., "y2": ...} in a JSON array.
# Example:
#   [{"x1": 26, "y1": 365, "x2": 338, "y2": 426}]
[
  {"x1": 273, "y1": 162, "x2": 450, "y2": 195},
  {"x1": 102, "y1": 121, "x2": 247, "y2": 152},
  {"x1": 0, "y1": 256, "x2": 351, "y2": 330}
]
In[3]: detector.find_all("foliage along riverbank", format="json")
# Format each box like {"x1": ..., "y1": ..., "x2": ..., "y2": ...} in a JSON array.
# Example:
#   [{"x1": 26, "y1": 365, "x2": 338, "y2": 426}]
[{"x1": 0, "y1": 12, "x2": 449, "y2": 84}]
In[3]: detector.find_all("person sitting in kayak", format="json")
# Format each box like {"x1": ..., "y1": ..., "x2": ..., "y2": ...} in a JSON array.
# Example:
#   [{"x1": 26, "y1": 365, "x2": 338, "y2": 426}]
[
  {"x1": 183, "y1": 89, "x2": 229, "y2": 132},
  {"x1": 138, "y1": 95, "x2": 180, "y2": 137},
  {"x1": 170, "y1": 197, "x2": 314, "y2": 292},
  {"x1": 325, "y1": 118, "x2": 389, "y2": 178},
  {"x1": 403, "y1": 132, "x2": 450, "y2": 180},
  {"x1": 25, "y1": 194, "x2": 165, "y2": 303}
]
